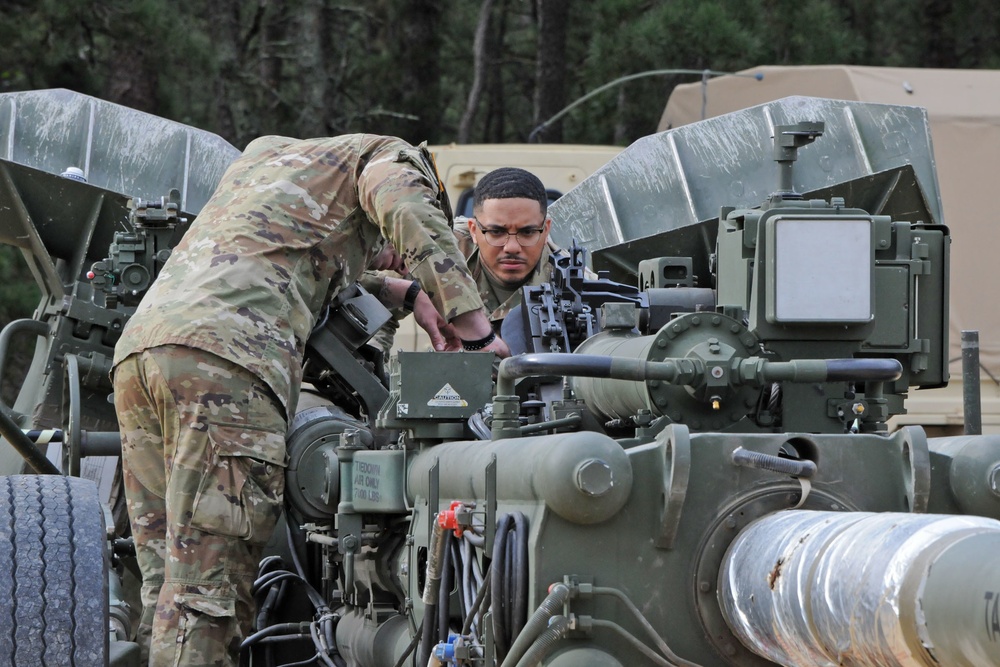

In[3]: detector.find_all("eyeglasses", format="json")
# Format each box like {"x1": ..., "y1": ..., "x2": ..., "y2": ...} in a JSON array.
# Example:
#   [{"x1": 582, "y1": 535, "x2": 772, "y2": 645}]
[{"x1": 474, "y1": 219, "x2": 547, "y2": 247}]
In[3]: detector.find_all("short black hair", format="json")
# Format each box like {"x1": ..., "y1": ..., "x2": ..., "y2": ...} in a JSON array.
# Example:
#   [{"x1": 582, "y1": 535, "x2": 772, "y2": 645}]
[{"x1": 472, "y1": 167, "x2": 547, "y2": 215}]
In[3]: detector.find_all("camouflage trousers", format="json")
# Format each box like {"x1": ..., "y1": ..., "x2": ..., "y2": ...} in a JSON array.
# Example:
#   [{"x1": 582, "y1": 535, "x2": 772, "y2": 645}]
[{"x1": 113, "y1": 345, "x2": 287, "y2": 667}]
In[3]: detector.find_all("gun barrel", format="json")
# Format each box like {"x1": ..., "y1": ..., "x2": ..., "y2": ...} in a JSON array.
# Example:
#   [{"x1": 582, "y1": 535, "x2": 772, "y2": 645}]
[{"x1": 720, "y1": 510, "x2": 1000, "y2": 667}]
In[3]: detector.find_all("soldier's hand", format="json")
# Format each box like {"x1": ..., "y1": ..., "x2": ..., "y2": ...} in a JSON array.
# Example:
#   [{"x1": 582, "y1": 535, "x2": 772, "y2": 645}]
[
  {"x1": 413, "y1": 291, "x2": 461, "y2": 351},
  {"x1": 483, "y1": 334, "x2": 511, "y2": 359},
  {"x1": 450, "y1": 310, "x2": 510, "y2": 357}
]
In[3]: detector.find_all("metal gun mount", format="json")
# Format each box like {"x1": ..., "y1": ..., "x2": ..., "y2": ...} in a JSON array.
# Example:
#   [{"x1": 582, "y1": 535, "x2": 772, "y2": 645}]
[
  {"x1": 89, "y1": 191, "x2": 188, "y2": 308},
  {"x1": 0, "y1": 90, "x2": 999, "y2": 667},
  {"x1": 501, "y1": 120, "x2": 946, "y2": 435}
]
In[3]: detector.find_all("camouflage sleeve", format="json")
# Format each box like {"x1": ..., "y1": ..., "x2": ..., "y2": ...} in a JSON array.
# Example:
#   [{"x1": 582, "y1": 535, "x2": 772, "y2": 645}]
[
  {"x1": 358, "y1": 271, "x2": 387, "y2": 297},
  {"x1": 242, "y1": 135, "x2": 297, "y2": 158},
  {"x1": 356, "y1": 138, "x2": 485, "y2": 322},
  {"x1": 452, "y1": 218, "x2": 477, "y2": 259}
]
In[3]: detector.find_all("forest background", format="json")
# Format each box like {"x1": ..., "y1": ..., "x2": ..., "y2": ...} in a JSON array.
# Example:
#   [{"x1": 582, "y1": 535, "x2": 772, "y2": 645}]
[{"x1": 0, "y1": 0, "x2": 998, "y2": 398}]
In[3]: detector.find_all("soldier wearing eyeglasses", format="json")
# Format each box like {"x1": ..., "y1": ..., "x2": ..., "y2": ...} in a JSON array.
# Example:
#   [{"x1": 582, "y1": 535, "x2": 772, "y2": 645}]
[
  {"x1": 373, "y1": 166, "x2": 560, "y2": 343},
  {"x1": 455, "y1": 166, "x2": 559, "y2": 328}
]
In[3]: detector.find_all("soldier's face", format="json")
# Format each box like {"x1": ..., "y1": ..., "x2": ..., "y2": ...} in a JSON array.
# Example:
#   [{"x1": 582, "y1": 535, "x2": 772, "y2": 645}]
[{"x1": 469, "y1": 198, "x2": 550, "y2": 289}]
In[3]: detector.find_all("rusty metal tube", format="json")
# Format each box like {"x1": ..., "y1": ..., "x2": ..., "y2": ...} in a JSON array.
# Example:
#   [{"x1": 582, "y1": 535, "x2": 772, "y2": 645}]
[{"x1": 719, "y1": 510, "x2": 1000, "y2": 667}]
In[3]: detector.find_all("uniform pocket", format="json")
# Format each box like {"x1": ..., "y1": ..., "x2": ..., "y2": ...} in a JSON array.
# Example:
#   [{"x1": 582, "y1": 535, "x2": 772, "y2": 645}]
[
  {"x1": 187, "y1": 423, "x2": 286, "y2": 546},
  {"x1": 172, "y1": 591, "x2": 237, "y2": 667},
  {"x1": 175, "y1": 591, "x2": 236, "y2": 619}
]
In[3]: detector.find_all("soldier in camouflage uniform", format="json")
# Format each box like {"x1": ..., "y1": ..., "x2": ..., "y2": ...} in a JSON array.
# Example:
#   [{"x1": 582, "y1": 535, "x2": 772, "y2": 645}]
[
  {"x1": 112, "y1": 134, "x2": 508, "y2": 667},
  {"x1": 371, "y1": 167, "x2": 561, "y2": 352},
  {"x1": 454, "y1": 166, "x2": 560, "y2": 328}
]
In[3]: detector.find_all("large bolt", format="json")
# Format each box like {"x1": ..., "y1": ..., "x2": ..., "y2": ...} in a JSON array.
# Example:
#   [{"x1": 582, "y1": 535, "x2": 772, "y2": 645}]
[{"x1": 575, "y1": 458, "x2": 613, "y2": 497}]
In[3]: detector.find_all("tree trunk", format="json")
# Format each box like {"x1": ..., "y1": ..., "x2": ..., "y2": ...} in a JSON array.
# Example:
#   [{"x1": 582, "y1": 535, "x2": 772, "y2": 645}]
[
  {"x1": 458, "y1": 0, "x2": 495, "y2": 144},
  {"x1": 533, "y1": 0, "x2": 569, "y2": 143},
  {"x1": 484, "y1": 0, "x2": 511, "y2": 142},
  {"x1": 922, "y1": 0, "x2": 956, "y2": 67},
  {"x1": 389, "y1": 0, "x2": 444, "y2": 142},
  {"x1": 103, "y1": 41, "x2": 159, "y2": 114},
  {"x1": 296, "y1": 0, "x2": 327, "y2": 137},
  {"x1": 204, "y1": 0, "x2": 245, "y2": 144}
]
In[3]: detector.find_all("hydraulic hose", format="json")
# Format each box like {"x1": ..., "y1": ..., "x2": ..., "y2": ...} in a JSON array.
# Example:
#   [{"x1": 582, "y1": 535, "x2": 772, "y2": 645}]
[
  {"x1": 461, "y1": 573, "x2": 491, "y2": 636},
  {"x1": 501, "y1": 583, "x2": 571, "y2": 667},
  {"x1": 438, "y1": 532, "x2": 455, "y2": 643},
  {"x1": 513, "y1": 615, "x2": 573, "y2": 667},
  {"x1": 241, "y1": 622, "x2": 312, "y2": 648},
  {"x1": 492, "y1": 512, "x2": 530, "y2": 663},
  {"x1": 417, "y1": 518, "x2": 448, "y2": 667},
  {"x1": 244, "y1": 554, "x2": 346, "y2": 667}
]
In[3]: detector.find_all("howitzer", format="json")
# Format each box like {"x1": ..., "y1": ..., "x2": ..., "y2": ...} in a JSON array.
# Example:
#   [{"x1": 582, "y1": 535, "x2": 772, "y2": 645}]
[{"x1": 0, "y1": 90, "x2": 999, "y2": 667}]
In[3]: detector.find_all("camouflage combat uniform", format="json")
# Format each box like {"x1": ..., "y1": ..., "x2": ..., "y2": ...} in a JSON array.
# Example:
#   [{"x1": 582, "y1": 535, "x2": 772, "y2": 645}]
[
  {"x1": 112, "y1": 134, "x2": 484, "y2": 667},
  {"x1": 365, "y1": 221, "x2": 560, "y2": 354}
]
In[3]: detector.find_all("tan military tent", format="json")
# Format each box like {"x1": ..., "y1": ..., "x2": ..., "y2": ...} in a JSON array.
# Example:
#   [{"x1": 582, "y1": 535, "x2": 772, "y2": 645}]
[{"x1": 660, "y1": 65, "x2": 1000, "y2": 432}]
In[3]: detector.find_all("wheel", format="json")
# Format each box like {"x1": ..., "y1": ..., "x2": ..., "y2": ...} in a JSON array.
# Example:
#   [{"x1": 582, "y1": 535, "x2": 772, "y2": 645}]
[{"x1": 0, "y1": 475, "x2": 108, "y2": 666}]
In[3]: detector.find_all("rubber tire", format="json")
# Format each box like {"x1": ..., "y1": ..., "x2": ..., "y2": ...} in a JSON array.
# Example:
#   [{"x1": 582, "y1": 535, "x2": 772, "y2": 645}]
[{"x1": 0, "y1": 475, "x2": 108, "y2": 666}]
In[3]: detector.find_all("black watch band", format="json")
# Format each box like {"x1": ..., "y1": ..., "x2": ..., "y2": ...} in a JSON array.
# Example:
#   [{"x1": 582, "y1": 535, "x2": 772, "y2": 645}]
[
  {"x1": 461, "y1": 330, "x2": 496, "y2": 351},
  {"x1": 402, "y1": 281, "x2": 421, "y2": 313}
]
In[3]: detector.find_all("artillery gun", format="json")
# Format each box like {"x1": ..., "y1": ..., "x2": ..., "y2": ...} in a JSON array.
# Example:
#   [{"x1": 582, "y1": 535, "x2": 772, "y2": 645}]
[{"x1": 0, "y1": 90, "x2": 998, "y2": 667}]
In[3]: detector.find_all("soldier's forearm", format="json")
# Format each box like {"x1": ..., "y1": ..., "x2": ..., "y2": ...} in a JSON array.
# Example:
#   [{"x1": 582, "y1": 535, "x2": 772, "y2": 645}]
[
  {"x1": 377, "y1": 276, "x2": 418, "y2": 310},
  {"x1": 449, "y1": 310, "x2": 493, "y2": 340}
]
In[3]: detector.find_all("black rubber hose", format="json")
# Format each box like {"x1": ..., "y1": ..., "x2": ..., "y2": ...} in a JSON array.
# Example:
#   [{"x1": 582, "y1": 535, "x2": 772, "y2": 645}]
[
  {"x1": 417, "y1": 520, "x2": 448, "y2": 667},
  {"x1": 240, "y1": 622, "x2": 312, "y2": 649},
  {"x1": 451, "y1": 536, "x2": 470, "y2": 626},
  {"x1": 418, "y1": 603, "x2": 437, "y2": 667},
  {"x1": 461, "y1": 572, "x2": 491, "y2": 636},
  {"x1": 505, "y1": 535, "x2": 514, "y2": 636},
  {"x1": 256, "y1": 581, "x2": 284, "y2": 633},
  {"x1": 391, "y1": 618, "x2": 422, "y2": 667},
  {"x1": 252, "y1": 571, "x2": 327, "y2": 613},
  {"x1": 511, "y1": 513, "x2": 529, "y2": 641},
  {"x1": 438, "y1": 531, "x2": 454, "y2": 643},
  {"x1": 254, "y1": 557, "x2": 287, "y2": 631},
  {"x1": 491, "y1": 514, "x2": 513, "y2": 661}
]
